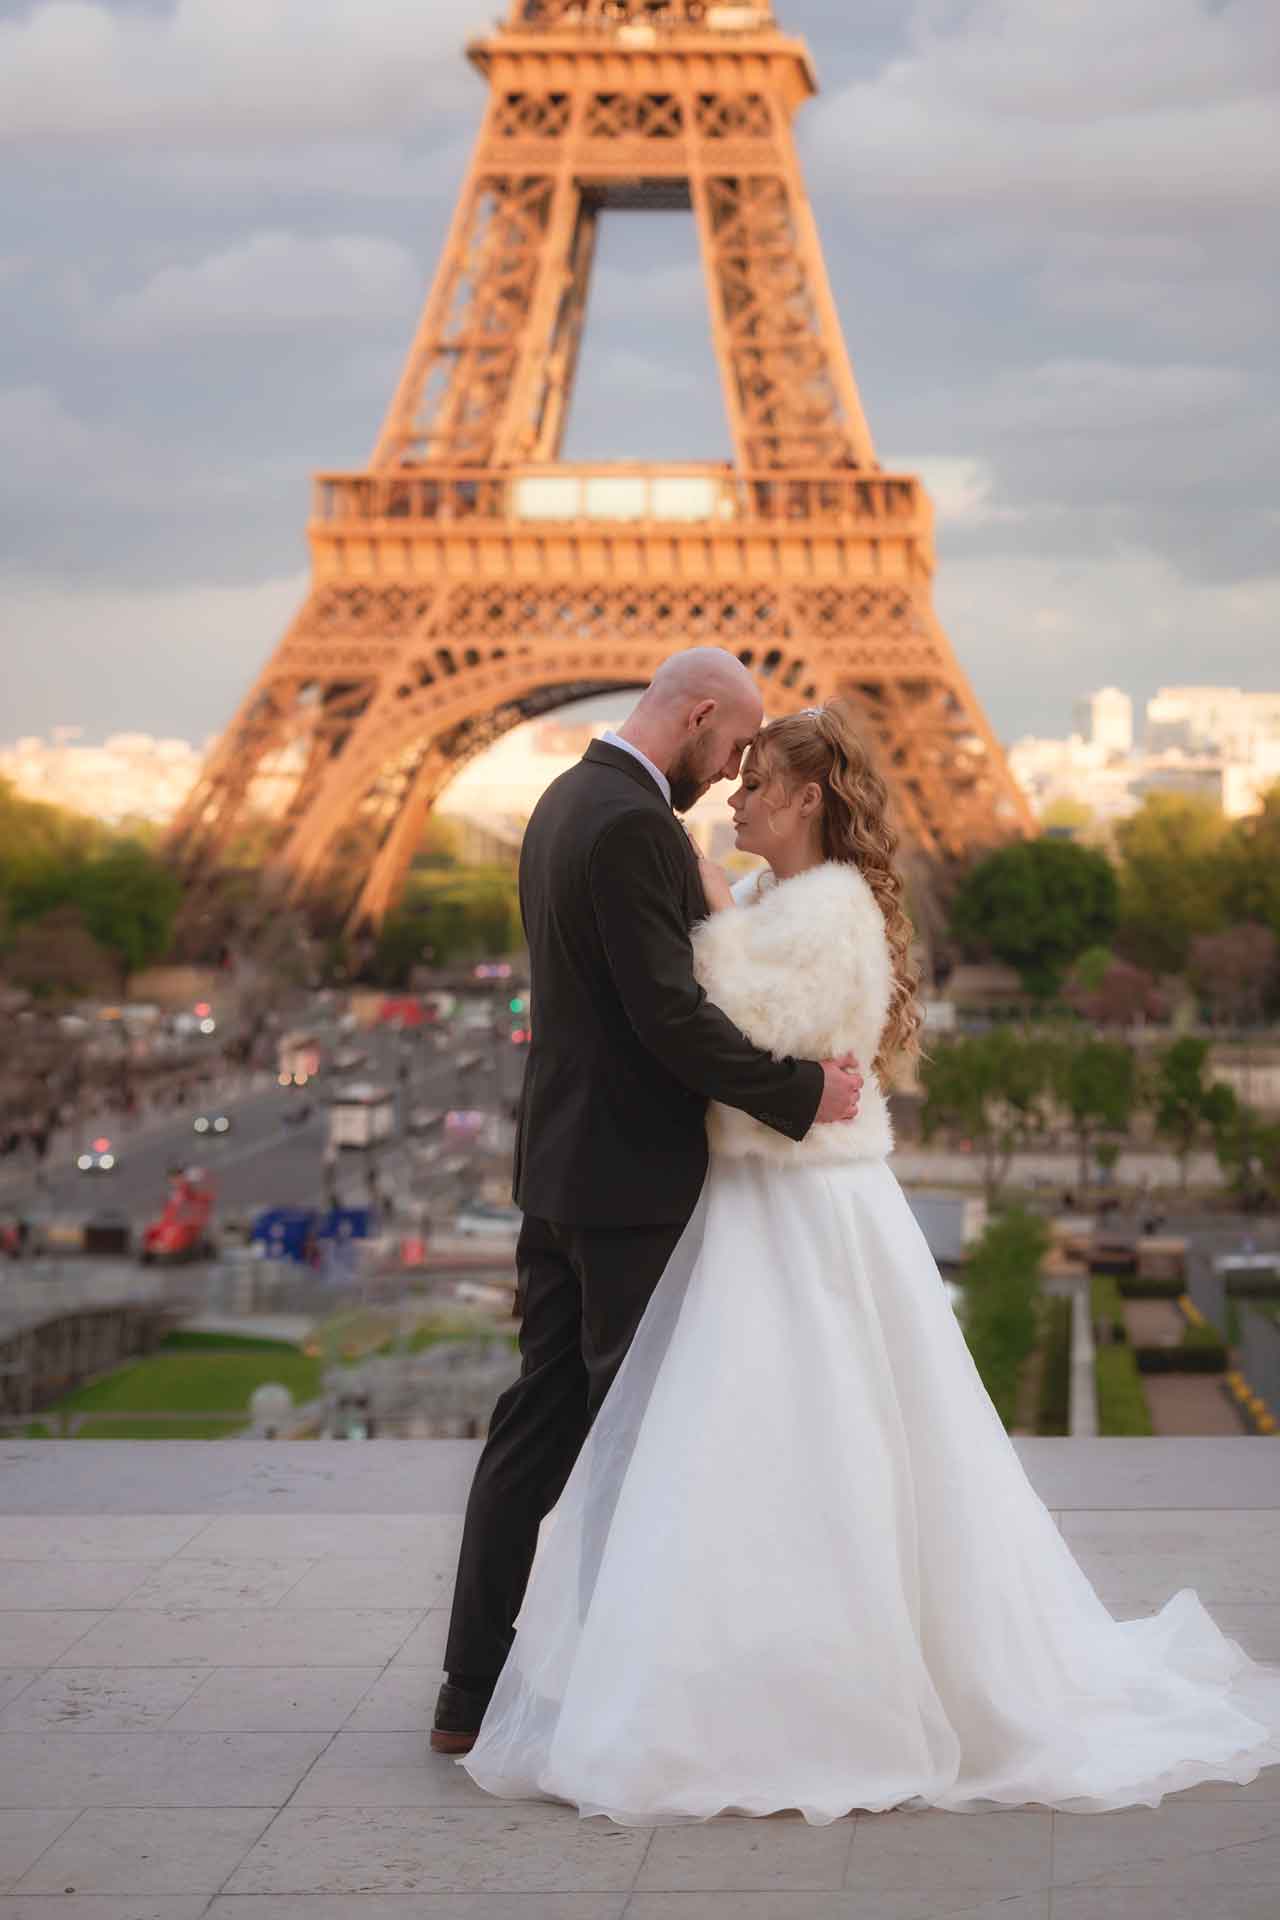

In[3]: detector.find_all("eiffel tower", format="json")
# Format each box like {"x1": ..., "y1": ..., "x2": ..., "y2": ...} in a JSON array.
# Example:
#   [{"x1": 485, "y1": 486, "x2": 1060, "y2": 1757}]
[{"x1": 168, "y1": 0, "x2": 1032, "y2": 934}]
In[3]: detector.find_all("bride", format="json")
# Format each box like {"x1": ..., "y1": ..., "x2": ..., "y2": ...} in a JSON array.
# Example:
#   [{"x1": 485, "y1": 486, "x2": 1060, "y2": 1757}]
[{"x1": 462, "y1": 703, "x2": 1280, "y2": 1826}]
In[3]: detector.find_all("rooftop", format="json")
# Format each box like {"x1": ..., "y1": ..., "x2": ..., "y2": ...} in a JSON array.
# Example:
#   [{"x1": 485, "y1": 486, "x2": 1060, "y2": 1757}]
[{"x1": 1, "y1": 1438, "x2": 1278, "y2": 1918}]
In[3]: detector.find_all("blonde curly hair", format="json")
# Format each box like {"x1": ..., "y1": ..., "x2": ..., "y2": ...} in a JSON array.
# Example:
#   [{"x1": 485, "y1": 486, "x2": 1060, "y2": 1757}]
[{"x1": 746, "y1": 701, "x2": 923, "y2": 1082}]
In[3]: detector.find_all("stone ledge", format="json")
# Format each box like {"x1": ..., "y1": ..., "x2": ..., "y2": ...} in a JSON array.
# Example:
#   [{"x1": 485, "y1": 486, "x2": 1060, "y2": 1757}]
[{"x1": 2, "y1": 1436, "x2": 1278, "y2": 1516}]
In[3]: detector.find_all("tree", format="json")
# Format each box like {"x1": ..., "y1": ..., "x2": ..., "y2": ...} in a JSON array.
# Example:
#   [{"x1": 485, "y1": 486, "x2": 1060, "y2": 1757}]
[
  {"x1": 1113, "y1": 794, "x2": 1229, "y2": 973},
  {"x1": 1189, "y1": 924, "x2": 1279, "y2": 1029},
  {"x1": 1221, "y1": 784, "x2": 1280, "y2": 946},
  {"x1": 961, "y1": 1209, "x2": 1050, "y2": 1429},
  {"x1": 949, "y1": 838, "x2": 1118, "y2": 999},
  {"x1": 2, "y1": 905, "x2": 117, "y2": 1003},
  {"x1": 375, "y1": 869, "x2": 522, "y2": 982},
  {"x1": 1039, "y1": 798, "x2": 1095, "y2": 837},
  {"x1": 76, "y1": 841, "x2": 183, "y2": 985},
  {"x1": 1151, "y1": 1036, "x2": 1237, "y2": 1190},
  {"x1": 921, "y1": 1030, "x2": 1051, "y2": 1204},
  {"x1": 415, "y1": 815, "x2": 462, "y2": 870},
  {"x1": 1046, "y1": 1037, "x2": 1138, "y2": 1193},
  {"x1": 1065, "y1": 950, "x2": 1166, "y2": 1028},
  {"x1": 1211, "y1": 1100, "x2": 1280, "y2": 1212}
]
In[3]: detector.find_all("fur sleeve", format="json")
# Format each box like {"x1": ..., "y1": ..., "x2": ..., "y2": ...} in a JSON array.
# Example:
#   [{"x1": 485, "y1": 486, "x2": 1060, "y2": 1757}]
[{"x1": 691, "y1": 863, "x2": 893, "y2": 1068}]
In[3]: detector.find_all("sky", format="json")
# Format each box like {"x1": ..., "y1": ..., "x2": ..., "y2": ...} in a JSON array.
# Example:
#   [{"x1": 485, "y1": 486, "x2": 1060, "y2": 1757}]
[{"x1": 1, "y1": 0, "x2": 1277, "y2": 760}]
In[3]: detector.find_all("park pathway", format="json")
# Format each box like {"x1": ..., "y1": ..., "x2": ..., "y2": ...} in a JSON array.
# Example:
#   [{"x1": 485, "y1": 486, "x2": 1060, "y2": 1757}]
[{"x1": 1122, "y1": 1297, "x2": 1245, "y2": 1436}]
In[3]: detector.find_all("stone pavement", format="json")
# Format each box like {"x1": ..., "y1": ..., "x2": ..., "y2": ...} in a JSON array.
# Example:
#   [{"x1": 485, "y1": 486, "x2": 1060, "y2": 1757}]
[{"x1": 0, "y1": 1438, "x2": 1278, "y2": 1920}]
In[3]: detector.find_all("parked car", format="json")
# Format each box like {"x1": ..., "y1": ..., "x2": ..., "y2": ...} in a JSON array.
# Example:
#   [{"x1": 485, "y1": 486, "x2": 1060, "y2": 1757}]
[
  {"x1": 454, "y1": 1201, "x2": 522, "y2": 1238},
  {"x1": 76, "y1": 1137, "x2": 118, "y2": 1173}
]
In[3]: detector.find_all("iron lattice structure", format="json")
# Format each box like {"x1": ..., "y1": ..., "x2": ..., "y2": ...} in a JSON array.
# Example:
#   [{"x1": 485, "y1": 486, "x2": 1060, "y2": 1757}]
[{"x1": 168, "y1": 0, "x2": 1032, "y2": 932}]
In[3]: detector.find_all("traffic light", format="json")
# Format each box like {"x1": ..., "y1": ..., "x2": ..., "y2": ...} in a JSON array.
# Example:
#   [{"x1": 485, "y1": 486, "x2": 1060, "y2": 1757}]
[{"x1": 509, "y1": 996, "x2": 526, "y2": 1014}]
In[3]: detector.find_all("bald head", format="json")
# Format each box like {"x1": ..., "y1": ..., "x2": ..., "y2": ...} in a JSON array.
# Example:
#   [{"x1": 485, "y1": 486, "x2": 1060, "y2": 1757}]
[
  {"x1": 618, "y1": 647, "x2": 765, "y2": 813},
  {"x1": 645, "y1": 647, "x2": 763, "y2": 721}
]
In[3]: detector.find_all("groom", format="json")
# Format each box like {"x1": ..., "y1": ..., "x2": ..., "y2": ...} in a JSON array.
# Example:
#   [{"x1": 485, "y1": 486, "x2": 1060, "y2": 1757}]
[{"x1": 432, "y1": 647, "x2": 864, "y2": 1754}]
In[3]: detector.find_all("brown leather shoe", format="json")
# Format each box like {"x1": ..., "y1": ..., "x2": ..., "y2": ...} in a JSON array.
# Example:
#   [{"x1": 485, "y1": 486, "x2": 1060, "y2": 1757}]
[{"x1": 429, "y1": 1679, "x2": 492, "y2": 1757}]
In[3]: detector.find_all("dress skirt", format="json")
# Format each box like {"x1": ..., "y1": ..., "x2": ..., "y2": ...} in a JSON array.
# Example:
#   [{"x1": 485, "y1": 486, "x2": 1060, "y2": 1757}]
[{"x1": 463, "y1": 1156, "x2": 1280, "y2": 1824}]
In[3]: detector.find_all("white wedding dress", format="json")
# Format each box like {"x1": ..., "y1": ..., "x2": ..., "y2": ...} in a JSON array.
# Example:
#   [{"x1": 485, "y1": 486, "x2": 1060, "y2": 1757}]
[{"x1": 463, "y1": 864, "x2": 1280, "y2": 1825}]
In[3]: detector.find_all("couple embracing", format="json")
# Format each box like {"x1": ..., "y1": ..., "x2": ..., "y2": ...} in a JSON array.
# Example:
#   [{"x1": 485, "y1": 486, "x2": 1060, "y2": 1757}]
[{"x1": 432, "y1": 648, "x2": 1279, "y2": 1825}]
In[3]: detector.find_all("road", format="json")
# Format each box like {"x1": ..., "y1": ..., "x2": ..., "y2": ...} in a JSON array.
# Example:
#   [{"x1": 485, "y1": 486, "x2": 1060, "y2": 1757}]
[{"x1": 1, "y1": 1016, "x2": 528, "y2": 1230}]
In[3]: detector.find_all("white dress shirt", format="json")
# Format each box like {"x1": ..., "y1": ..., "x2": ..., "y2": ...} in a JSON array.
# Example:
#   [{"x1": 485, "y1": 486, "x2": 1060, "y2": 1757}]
[{"x1": 600, "y1": 730, "x2": 672, "y2": 807}]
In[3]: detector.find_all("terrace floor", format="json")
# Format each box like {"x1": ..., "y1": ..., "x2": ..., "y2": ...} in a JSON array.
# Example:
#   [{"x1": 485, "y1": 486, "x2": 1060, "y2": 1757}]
[{"x1": 0, "y1": 1438, "x2": 1278, "y2": 1920}]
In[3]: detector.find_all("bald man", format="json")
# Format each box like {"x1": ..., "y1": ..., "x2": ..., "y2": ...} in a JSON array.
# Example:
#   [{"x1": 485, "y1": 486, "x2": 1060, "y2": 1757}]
[{"x1": 432, "y1": 648, "x2": 863, "y2": 1754}]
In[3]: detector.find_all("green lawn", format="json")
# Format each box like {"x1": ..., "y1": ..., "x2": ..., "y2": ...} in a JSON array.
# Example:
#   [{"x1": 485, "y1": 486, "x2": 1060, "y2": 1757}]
[
  {"x1": 73, "y1": 1418, "x2": 251, "y2": 1440},
  {"x1": 54, "y1": 1332, "x2": 323, "y2": 1420}
]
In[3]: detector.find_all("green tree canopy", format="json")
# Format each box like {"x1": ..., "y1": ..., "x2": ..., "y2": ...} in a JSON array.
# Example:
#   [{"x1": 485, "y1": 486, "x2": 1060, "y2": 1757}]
[
  {"x1": 75, "y1": 840, "x2": 183, "y2": 983},
  {"x1": 374, "y1": 868, "x2": 521, "y2": 983},
  {"x1": 1112, "y1": 794, "x2": 1230, "y2": 973},
  {"x1": 1220, "y1": 785, "x2": 1280, "y2": 947},
  {"x1": 1045, "y1": 1036, "x2": 1138, "y2": 1190},
  {"x1": 1151, "y1": 1036, "x2": 1237, "y2": 1190},
  {"x1": 921, "y1": 1029, "x2": 1053, "y2": 1203},
  {"x1": 0, "y1": 783, "x2": 182, "y2": 991},
  {"x1": 950, "y1": 838, "x2": 1118, "y2": 999}
]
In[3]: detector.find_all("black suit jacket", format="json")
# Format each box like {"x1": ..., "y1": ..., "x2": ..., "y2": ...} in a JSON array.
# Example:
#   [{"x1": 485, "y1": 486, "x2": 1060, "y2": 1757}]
[{"x1": 512, "y1": 740, "x2": 824, "y2": 1227}]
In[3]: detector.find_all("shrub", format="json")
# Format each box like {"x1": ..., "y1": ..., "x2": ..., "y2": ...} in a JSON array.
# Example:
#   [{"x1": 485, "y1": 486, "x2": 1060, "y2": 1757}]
[
  {"x1": 961, "y1": 1208, "x2": 1051, "y2": 1428},
  {"x1": 1096, "y1": 1345, "x2": 1154, "y2": 1435},
  {"x1": 1036, "y1": 1296, "x2": 1072, "y2": 1437},
  {"x1": 1116, "y1": 1275, "x2": 1184, "y2": 1300},
  {"x1": 1091, "y1": 1274, "x2": 1127, "y2": 1345},
  {"x1": 1133, "y1": 1319, "x2": 1229, "y2": 1374}
]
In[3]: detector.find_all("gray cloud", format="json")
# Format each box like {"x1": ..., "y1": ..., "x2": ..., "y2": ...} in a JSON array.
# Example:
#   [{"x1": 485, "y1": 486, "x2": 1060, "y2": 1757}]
[{"x1": 0, "y1": 0, "x2": 1276, "y2": 752}]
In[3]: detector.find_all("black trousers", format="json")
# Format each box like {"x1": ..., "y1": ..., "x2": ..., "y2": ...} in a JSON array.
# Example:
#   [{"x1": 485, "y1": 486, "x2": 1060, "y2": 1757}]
[{"x1": 443, "y1": 1211, "x2": 687, "y2": 1686}]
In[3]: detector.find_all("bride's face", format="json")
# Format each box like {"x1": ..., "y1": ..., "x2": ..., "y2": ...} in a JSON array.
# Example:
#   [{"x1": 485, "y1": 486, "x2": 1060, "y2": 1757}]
[{"x1": 729, "y1": 755, "x2": 811, "y2": 860}]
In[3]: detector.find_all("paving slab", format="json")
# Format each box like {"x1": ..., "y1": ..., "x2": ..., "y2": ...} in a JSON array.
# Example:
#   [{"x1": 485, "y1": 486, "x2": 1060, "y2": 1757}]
[
  {"x1": 1051, "y1": 1889, "x2": 1280, "y2": 1920},
  {"x1": 120, "y1": 1555, "x2": 317, "y2": 1610},
  {"x1": 166, "y1": 1665, "x2": 384, "y2": 1733},
  {"x1": 344, "y1": 1663, "x2": 442, "y2": 1731},
  {"x1": 0, "y1": 1808, "x2": 82, "y2": 1891},
  {"x1": 209, "y1": 1899, "x2": 629, "y2": 1920},
  {"x1": 626, "y1": 1897, "x2": 1050, "y2": 1920},
  {"x1": 0, "y1": 1562, "x2": 159, "y2": 1610},
  {"x1": 2, "y1": 1615, "x2": 106, "y2": 1669},
  {"x1": 0, "y1": 1667, "x2": 208, "y2": 1733},
  {"x1": 1058, "y1": 1512, "x2": 1280, "y2": 1605},
  {"x1": 53, "y1": 1606, "x2": 423, "y2": 1669},
  {"x1": 11, "y1": 1806, "x2": 277, "y2": 1894},
  {"x1": 636, "y1": 1818, "x2": 851, "y2": 1891},
  {"x1": 0, "y1": 1731, "x2": 328, "y2": 1809},
  {"x1": 844, "y1": 1809, "x2": 1052, "y2": 1893},
  {"x1": 0, "y1": 1901, "x2": 210, "y2": 1920},
  {"x1": 1052, "y1": 1800, "x2": 1280, "y2": 1886},
  {"x1": 225, "y1": 1806, "x2": 652, "y2": 1896}
]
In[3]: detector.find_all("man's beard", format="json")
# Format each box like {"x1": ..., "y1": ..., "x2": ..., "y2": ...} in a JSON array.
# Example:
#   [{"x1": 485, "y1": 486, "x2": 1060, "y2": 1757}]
[{"x1": 668, "y1": 739, "x2": 713, "y2": 814}]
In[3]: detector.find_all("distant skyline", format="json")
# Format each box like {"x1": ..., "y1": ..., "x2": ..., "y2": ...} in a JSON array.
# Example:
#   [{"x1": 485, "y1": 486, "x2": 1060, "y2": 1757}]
[{"x1": 1, "y1": 0, "x2": 1277, "y2": 756}]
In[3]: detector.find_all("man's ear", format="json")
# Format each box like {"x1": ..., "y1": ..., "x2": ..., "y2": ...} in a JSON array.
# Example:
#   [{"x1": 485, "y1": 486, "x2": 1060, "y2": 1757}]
[{"x1": 689, "y1": 699, "x2": 717, "y2": 733}]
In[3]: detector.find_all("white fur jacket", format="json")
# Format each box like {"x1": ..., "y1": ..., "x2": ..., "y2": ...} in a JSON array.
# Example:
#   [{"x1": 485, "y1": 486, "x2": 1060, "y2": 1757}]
[{"x1": 691, "y1": 860, "x2": 895, "y2": 1166}]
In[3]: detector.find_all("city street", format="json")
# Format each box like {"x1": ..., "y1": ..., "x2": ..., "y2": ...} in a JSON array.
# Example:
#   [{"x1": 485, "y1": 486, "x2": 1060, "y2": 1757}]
[{"x1": 0, "y1": 1010, "x2": 528, "y2": 1233}]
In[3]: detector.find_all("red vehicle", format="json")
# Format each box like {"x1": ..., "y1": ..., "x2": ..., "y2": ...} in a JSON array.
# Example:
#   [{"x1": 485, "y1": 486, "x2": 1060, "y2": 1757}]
[
  {"x1": 378, "y1": 996, "x2": 429, "y2": 1029},
  {"x1": 141, "y1": 1168, "x2": 215, "y2": 1264}
]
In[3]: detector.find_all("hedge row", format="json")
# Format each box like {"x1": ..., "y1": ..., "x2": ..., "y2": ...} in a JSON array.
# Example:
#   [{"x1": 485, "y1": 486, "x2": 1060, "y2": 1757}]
[
  {"x1": 1036, "y1": 1295, "x2": 1072, "y2": 1437},
  {"x1": 962, "y1": 1209, "x2": 1051, "y2": 1430},
  {"x1": 1115, "y1": 1276, "x2": 1184, "y2": 1300},
  {"x1": 1095, "y1": 1344, "x2": 1154, "y2": 1436},
  {"x1": 1091, "y1": 1274, "x2": 1127, "y2": 1345}
]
